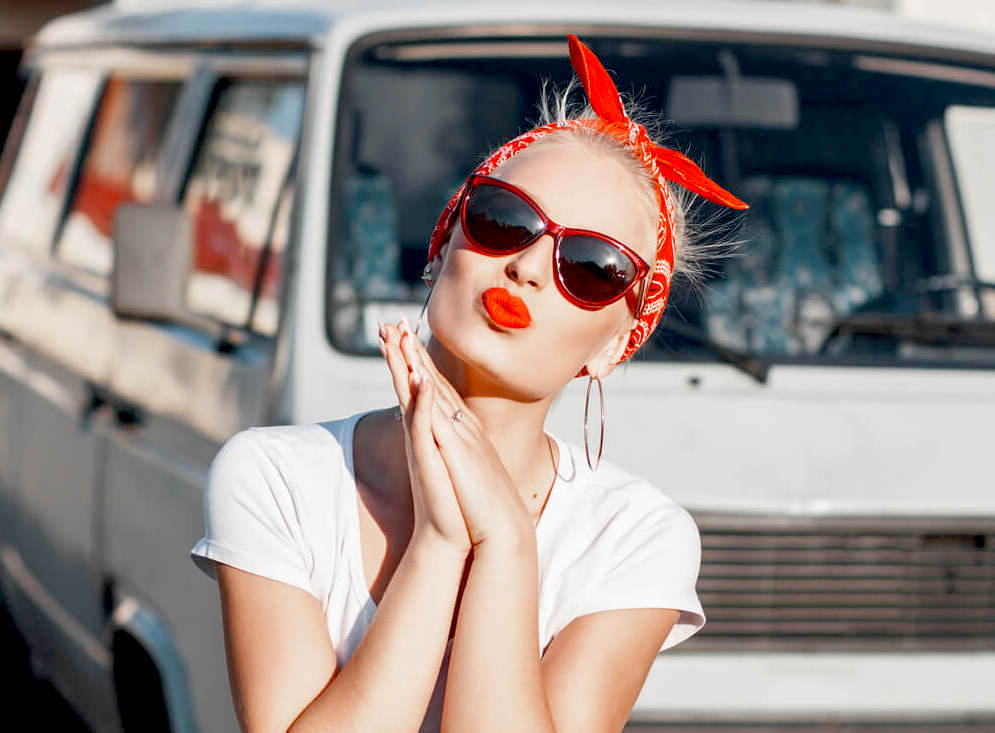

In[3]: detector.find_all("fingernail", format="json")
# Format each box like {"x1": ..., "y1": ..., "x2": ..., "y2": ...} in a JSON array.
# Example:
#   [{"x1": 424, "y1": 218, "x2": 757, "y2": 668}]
[
  {"x1": 377, "y1": 318, "x2": 385, "y2": 337},
  {"x1": 400, "y1": 313, "x2": 412, "y2": 333}
]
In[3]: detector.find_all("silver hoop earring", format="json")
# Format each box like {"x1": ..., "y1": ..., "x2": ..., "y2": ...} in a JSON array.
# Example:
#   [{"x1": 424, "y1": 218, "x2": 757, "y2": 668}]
[
  {"x1": 583, "y1": 374, "x2": 605, "y2": 471},
  {"x1": 415, "y1": 282, "x2": 432, "y2": 337}
]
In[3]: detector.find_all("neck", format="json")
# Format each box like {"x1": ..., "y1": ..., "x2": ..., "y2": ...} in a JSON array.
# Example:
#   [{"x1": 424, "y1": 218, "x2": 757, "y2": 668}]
[
  {"x1": 362, "y1": 335, "x2": 560, "y2": 518},
  {"x1": 425, "y1": 335, "x2": 559, "y2": 505}
]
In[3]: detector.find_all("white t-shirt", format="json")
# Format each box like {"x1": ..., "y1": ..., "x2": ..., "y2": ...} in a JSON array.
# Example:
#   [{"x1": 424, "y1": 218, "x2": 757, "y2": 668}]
[{"x1": 190, "y1": 409, "x2": 705, "y2": 730}]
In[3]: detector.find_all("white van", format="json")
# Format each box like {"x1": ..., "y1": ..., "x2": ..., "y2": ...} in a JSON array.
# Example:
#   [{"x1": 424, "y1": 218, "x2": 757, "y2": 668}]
[{"x1": 1, "y1": 2, "x2": 994, "y2": 731}]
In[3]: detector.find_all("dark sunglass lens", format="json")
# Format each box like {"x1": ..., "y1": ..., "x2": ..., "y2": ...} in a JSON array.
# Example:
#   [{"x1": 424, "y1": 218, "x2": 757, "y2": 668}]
[
  {"x1": 559, "y1": 235, "x2": 638, "y2": 304},
  {"x1": 464, "y1": 185, "x2": 543, "y2": 253}
]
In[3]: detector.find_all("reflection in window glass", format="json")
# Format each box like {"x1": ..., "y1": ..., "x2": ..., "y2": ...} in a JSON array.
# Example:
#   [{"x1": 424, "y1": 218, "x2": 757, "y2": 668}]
[
  {"x1": 183, "y1": 80, "x2": 304, "y2": 334},
  {"x1": 0, "y1": 69, "x2": 101, "y2": 256},
  {"x1": 57, "y1": 78, "x2": 181, "y2": 275}
]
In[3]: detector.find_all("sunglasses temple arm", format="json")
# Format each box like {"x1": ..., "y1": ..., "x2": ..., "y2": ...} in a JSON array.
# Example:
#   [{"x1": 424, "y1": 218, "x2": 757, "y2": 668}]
[{"x1": 635, "y1": 271, "x2": 651, "y2": 321}]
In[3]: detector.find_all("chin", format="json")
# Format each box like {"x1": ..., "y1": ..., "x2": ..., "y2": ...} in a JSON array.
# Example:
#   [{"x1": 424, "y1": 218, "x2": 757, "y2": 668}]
[{"x1": 428, "y1": 287, "x2": 571, "y2": 396}]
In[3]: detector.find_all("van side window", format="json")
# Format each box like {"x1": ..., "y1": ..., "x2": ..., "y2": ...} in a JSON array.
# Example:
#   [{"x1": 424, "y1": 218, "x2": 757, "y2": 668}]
[
  {"x1": 56, "y1": 77, "x2": 181, "y2": 275},
  {"x1": 182, "y1": 79, "x2": 304, "y2": 336},
  {"x1": 0, "y1": 69, "x2": 101, "y2": 256}
]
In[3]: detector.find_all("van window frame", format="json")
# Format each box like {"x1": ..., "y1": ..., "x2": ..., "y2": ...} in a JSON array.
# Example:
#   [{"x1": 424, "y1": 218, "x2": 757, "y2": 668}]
[
  {"x1": 0, "y1": 60, "x2": 102, "y2": 273},
  {"x1": 0, "y1": 70, "x2": 40, "y2": 207}
]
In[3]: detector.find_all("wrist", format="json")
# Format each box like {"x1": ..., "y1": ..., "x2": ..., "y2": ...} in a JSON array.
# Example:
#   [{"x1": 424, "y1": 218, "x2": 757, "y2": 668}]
[
  {"x1": 472, "y1": 521, "x2": 536, "y2": 558},
  {"x1": 409, "y1": 527, "x2": 472, "y2": 564}
]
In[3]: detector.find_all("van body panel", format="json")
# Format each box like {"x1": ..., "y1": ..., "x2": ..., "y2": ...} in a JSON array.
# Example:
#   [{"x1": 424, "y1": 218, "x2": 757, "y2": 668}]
[
  {"x1": 604, "y1": 363, "x2": 995, "y2": 515},
  {"x1": 635, "y1": 651, "x2": 995, "y2": 720},
  {"x1": 0, "y1": 250, "x2": 118, "y2": 731},
  {"x1": 30, "y1": 1, "x2": 995, "y2": 65}
]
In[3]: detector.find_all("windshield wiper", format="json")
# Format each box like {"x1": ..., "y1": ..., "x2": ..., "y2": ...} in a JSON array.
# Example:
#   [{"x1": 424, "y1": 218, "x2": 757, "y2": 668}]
[
  {"x1": 657, "y1": 320, "x2": 770, "y2": 384},
  {"x1": 826, "y1": 312, "x2": 995, "y2": 348}
]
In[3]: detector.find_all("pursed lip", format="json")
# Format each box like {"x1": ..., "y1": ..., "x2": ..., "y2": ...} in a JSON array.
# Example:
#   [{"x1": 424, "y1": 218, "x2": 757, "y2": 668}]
[{"x1": 480, "y1": 287, "x2": 532, "y2": 329}]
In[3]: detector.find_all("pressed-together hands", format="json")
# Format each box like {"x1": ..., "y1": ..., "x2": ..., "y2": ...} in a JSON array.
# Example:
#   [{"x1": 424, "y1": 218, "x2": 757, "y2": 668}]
[{"x1": 378, "y1": 316, "x2": 532, "y2": 555}]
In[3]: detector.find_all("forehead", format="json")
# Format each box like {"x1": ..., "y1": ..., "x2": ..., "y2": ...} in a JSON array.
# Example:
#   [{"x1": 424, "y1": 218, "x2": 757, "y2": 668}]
[{"x1": 490, "y1": 143, "x2": 658, "y2": 265}]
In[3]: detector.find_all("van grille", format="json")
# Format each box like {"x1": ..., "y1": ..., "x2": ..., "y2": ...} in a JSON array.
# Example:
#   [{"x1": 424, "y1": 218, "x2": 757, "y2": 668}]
[{"x1": 685, "y1": 515, "x2": 995, "y2": 651}]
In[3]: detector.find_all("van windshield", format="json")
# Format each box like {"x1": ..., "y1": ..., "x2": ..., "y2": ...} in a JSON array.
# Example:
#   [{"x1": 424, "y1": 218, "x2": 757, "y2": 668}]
[{"x1": 328, "y1": 35, "x2": 995, "y2": 369}]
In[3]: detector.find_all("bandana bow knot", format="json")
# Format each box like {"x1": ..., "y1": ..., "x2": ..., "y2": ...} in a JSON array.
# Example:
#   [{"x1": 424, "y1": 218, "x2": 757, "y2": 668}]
[{"x1": 427, "y1": 34, "x2": 748, "y2": 377}]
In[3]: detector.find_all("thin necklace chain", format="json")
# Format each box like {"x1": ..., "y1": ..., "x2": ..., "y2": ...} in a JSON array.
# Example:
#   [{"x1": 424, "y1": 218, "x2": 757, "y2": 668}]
[{"x1": 533, "y1": 433, "x2": 558, "y2": 528}]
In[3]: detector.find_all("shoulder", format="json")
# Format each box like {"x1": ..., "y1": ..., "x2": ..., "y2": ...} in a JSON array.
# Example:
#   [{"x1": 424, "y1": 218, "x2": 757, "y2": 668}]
[
  {"x1": 549, "y1": 438, "x2": 706, "y2": 649},
  {"x1": 553, "y1": 435, "x2": 701, "y2": 558},
  {"x1": 192, "y1": 413, "x2": 369, "y2": 591},
  {"x1": 206, "y1": 412, "x2": 365, "y2": 510},
  {"x1": 214, "y1": 413, "x2": 358, "y2": 476}
]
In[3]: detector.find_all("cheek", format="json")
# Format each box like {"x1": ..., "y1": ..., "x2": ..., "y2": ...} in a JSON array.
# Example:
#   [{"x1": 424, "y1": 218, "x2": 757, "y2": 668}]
[
  {"x1": 426, "y1": 235, "x2": 630, "y2": 387},
  {"x1": 435, "y1": 232, "x2": 481, "y2": 285},
  {"x1": 535, "y1": 299, "x2": 628, "y2": 372}
]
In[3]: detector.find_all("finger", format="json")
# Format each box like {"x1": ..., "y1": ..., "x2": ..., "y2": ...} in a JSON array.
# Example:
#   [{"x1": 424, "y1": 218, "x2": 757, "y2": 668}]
[
  {"x1": 398, "y1": 327, "x2": 460, "y2": 419},
  {"x1": 408, "y1": 370, "x2": 440, "y2": 468},
  {"x1": 406, "y1": 371, "x2": 457, "y2": 499},
  {"x1": 380, "y1": 320, "x2": 411, "y2": 410},
  {"x1": 397, "y1": 320, "x2": 472, "y2": 425},
  {"x1": 430, "y1": 391, "x2": 475, "y2": 450},
  {"x1": 399, "y1": 315, "x2": 449, "y2": 387},
  {"x1": 398, "y1": 328, "x2": 451, "y2": 406}
]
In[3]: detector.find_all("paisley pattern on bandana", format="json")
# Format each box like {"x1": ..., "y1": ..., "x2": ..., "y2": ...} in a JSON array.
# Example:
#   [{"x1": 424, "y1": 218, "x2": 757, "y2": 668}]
[{"x1": 426, "y1": 34, "x2": 748, "y2": 379}]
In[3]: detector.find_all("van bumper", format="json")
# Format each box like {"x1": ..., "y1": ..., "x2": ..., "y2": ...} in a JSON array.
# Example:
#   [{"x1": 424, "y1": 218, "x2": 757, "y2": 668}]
[{"x1": 629, "y1": 651, "x2": 995, "y2": 726}]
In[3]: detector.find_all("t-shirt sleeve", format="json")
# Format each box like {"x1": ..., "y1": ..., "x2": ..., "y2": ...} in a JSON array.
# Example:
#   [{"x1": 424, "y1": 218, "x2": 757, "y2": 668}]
[
  {"x1": 189, "y1": 429, "x2": 315, "y2": 597},
  {"x1": 571, "y1": 498, "x2": 705, "y2": 652}
]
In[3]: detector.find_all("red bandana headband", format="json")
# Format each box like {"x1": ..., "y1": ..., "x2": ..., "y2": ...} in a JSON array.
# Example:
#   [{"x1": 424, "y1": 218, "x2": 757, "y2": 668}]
[{"x1": 427, "y1": 34, "x2": 749, "y2": 378}]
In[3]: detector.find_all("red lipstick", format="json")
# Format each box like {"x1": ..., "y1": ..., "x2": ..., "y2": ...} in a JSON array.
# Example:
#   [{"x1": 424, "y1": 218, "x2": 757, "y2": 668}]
[{"x1": 481, "y1": 287, "x2": 531, "y2": 329}]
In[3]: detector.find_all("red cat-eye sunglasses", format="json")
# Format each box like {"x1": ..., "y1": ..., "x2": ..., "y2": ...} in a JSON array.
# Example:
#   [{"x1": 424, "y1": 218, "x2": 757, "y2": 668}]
[{"x1": 455, "y1": 174, "x2": 652, "y2": 317}]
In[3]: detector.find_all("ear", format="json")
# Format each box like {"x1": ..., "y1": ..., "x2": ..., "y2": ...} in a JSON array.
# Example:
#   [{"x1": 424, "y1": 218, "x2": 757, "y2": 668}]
[
  {"x1": 584, "y1": 326, "x2": 631, "y2": 379},
  {"x1": 425, "y1": 243, "x2": 449, "y2": 289}
]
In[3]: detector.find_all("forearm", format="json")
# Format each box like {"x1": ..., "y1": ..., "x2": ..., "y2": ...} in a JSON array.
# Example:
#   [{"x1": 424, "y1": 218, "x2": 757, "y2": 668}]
[
  {"x1": 289, "y1": 531, "x2": 467, "y2": 733},
  {"x1": 441, "y1": 531, "x2": 555, "y2": 733}
]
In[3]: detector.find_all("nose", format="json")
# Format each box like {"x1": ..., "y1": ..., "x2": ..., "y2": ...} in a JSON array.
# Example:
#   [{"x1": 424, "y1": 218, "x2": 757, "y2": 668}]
[{"x1": 504, "y1": 234, "x2": 554, "y2": 291}]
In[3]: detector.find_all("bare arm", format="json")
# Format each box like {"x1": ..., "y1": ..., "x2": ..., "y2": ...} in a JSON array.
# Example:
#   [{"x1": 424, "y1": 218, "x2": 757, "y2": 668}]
[
  {"x1": 440, "y1": 532, "x2": 681, "y2": 733},
  {"x1": 288, "y1": 533, "x2": 466, "y2": 732},
  {"x1": 216, "y1": 527, "x2": 466, "y2": 732},
  {"x1": 217, "y1": 326, "x2": 474, "y2": 732},
  {"x1": 441, "y1": 532, "x2": 552, "y2": 732}
]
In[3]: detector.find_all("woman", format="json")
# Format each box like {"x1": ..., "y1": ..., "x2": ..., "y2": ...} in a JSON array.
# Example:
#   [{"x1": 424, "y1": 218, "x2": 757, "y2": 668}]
[{"x1": 190, "y1": 35, "x2": 747, "y2": 733}]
